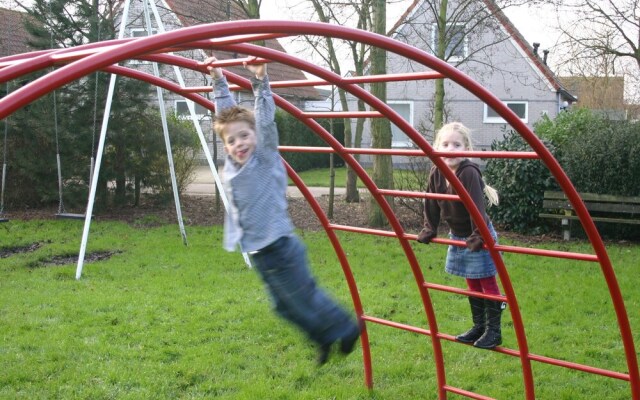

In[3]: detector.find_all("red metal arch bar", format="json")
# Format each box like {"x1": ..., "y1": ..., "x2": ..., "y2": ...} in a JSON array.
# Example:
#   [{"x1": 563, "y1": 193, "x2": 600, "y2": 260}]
[
  {"x1": 180, "y1": 71, "x2": 446, "y2": 92},
  {"x1": 0, "y1": 30, "x2": 490, "y2": 396},
  {"x1": 278, "y1": 146, "x2": 541, "y2": 159},
  {"x1": 0, "y1": 21, "x2": 635, "y2": 399},
  {"x1": 196, "y1": 41, "x2": 456, "y2": 395},
  {"x1": 208, "y1": 33, "x2": 637, "y2": 398},
  {"x1": 0, "y1": 28, "x2": 596, "y2": 400},
  {"x1": 216, "y1": 36, "x2": 635, "y2": 396}
]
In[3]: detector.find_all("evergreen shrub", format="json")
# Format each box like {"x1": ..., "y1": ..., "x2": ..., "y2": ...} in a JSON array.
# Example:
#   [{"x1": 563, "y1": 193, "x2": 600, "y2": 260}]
[{"x1": 484, "y1": 129, "x2": 557, "y2": 233}]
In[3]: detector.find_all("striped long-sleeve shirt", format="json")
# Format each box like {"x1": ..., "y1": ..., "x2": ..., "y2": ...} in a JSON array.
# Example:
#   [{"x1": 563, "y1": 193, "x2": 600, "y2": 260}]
[{"x1": 213, "y1": 75, "x2": 294, "y2": 252}]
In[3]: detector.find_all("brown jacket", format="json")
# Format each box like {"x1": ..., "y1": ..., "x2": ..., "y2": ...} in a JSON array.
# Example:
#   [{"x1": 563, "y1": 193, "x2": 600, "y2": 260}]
[{"x1": 421, "y1": 159, "x2": 490, "y2": 247}]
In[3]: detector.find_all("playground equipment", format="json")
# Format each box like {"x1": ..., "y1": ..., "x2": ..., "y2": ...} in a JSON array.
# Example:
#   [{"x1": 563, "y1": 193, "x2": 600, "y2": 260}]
[
  {"x1": 0, "y1": 20, "x2": 637, "y2": 400},
  {"x1": 0, "y1": 82, "x2": 8, "y2": 222}
]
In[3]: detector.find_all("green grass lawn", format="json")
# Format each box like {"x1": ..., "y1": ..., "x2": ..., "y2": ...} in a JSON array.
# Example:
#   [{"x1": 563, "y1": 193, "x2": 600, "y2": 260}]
[{"x1": 1, "y1": 219, "x2": 638, "y2": 399}]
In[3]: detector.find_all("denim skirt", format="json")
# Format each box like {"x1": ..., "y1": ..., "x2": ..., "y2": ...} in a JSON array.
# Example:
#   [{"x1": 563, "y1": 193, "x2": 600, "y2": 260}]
[{"x1": 445, "y1": 223, "x2": 498, "y2": 279}]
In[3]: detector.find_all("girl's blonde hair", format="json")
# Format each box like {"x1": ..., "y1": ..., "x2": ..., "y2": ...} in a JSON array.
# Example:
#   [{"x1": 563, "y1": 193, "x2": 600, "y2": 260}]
[{"x1": 435, "y1": 122, "x2": 499, "y2": 207}]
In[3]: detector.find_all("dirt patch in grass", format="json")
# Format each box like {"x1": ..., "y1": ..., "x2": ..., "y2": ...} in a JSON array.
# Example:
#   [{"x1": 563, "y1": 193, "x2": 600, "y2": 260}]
[
  {"x1": 39, "y1": 250, "x2": 123, "y2": 267},
  {"x1": 0, "y1": 242, "x2": 44, "y2": 258}
]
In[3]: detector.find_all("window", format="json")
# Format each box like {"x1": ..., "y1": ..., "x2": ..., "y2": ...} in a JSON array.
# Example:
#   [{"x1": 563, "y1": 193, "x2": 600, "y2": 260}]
[
  {"x1": 388, "y1": 102, "x2": 414, "y2": 148},
  {"x1": 483, "y1": 101, "x2": 528, "y2": 124},
  {"x1": 175, "y1": 100, "x2": 210, "y2": 118},
  {"x1": 128, "y1": 28, "x2": 157, "y2": 64},
  {"x1": 431, "y1": 23, "x2": 468, "y2": 61}
]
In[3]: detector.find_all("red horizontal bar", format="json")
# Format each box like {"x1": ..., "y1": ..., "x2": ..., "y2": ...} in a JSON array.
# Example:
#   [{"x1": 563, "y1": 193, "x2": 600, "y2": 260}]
[
  {"x1": 277, "y1": 146, "x2": 539, "y2": 159},
  {"x1": 179, "y1": 71, "x2": 445, "y2": 93},
  {"x1": 330, "y1": 224, "x2": 398, "y2": 237},
  {"x1": 197, "y1": 56, "x2": 270, "y2": 68},
  {"x1": 301, "y1": 111, "x2": 383, "y2": 118},
  {"x1": 361, "y1": 315, "x2": 432, "y2": 336},
  {"x1": 424, "y1": 282, "x2": 507, "y2": 302},
  {"x1": 494, "y1": 244, "x2": 599, "y2": 262},
  {"x1": 403, "y1": 234, "x2": 600, "y2": 262},
  {"x1": 528, "y1": 353, "x2": 631, "y2": 381},
  {"x1": 376, "y1": 189, "x2": 460, "y2": 201},
  {"x1": 345, "y1": 71, "x2": 444, "y2": 83},
  {"x1": 443, "y1": 385, "x2": 496, "y2": 400},
  {"x1": 332, "y1": 226, "x2": 598, "y2": 262}
]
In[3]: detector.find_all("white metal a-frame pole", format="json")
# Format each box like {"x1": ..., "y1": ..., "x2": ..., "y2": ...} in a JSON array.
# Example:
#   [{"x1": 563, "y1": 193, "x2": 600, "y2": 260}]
[
  {"x1": 76, "y1": 0, "x2": 133, "y2": 279},
  {"x1": 76, "y1": 0, "x2": 251, "y2": 278}
]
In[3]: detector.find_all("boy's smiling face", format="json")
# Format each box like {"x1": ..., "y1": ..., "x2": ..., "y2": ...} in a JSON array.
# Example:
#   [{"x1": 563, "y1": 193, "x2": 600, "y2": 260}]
[{"x1": 223, "y1": 121, "x2": 257, "y2": 165}]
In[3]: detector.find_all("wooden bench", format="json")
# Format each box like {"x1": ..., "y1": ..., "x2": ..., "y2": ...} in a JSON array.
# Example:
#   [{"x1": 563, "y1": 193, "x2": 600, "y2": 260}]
[{"x1": 539, "y1": 191, "x2": 640, "y2": 240}]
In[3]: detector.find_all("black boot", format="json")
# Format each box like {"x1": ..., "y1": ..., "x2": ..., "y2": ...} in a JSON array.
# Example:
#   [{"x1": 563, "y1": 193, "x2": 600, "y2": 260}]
[
  {"x1": 474, "y1": 299, "x2": 503, "y2": 349},
  {"x1": 456, "y1": 297, "x2": 486, "y2": 344}
]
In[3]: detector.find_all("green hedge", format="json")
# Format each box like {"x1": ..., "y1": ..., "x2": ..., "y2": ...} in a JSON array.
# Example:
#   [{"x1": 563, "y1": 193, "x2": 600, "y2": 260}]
[
  {"x1": 484, "y1": 130, "x2": 557, "y2": 233},
  {"x1": 486, "y1": 109, "x2": 640, "y2": 238},
  {"x1": 536, "y1": 109, "x2": 640, "y2": 196}
]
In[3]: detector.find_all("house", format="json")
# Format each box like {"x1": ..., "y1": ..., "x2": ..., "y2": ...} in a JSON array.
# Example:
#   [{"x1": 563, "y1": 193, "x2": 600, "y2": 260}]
[
  {"x1": 559, "y1": 76, "x2": 629, "y2": 120},
  {"x1": 353, "y1": 0, "x2": 576, "y2": 164},
  {"x1": 0, "y1": 7, "x2": 35, "y2": 59}
]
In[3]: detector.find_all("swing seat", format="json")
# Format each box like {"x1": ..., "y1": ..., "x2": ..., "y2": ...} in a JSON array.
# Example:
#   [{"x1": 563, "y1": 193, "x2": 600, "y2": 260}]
[{"x1": 55, "y1": 213, "x2": 89, "y2": 220}]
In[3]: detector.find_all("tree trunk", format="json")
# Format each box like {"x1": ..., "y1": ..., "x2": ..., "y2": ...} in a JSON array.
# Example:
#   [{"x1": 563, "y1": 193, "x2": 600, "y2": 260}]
[
  {"x1": 309, "y1": 0, "x2": 363, "y2": 203},
  {"x1": 346, "y1": 98, "x2": 366, "y2": 203},
  {"x1": 114, "y1": 143, "x2": 127, "y2": 206},
  {"x1": 434, "y1": 0, "x2": 448, "y2": 131},
  {"x1": 434, "y1": 78, "x2": 445, "y2": 131},
  {"x1": 368, "y1": 0, "x2": 393, "y2": 227},
  {"x1": 134, "y1": 175, "x2": 141, "y2": 206}
]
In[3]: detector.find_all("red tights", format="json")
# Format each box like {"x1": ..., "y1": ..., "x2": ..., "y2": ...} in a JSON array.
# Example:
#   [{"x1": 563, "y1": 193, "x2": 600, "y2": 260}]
[{"x1": 465, "y1": 276, "x2": 500, "y2": 295}]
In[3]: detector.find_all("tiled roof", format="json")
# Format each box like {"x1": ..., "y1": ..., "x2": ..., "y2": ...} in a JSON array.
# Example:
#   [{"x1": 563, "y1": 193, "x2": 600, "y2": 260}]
[
  {"x1": 162, "y1": 0, "x2": 319, "y2": 100},
  {"x1": 0, "y1": 7, "x2": 36, "y2": 57}
]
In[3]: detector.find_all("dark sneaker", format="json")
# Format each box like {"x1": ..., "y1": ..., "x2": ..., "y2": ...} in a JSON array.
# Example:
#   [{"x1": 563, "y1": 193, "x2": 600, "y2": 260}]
[
  {"x1": 317, "y1": 343, "x2": 332, "y2": 365},
  {"x1": 340, "y1": 326, "x2": 361, "y2": 355}
]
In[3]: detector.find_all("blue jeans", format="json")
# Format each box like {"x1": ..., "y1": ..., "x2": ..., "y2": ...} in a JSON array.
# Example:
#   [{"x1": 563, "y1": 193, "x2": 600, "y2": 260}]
[{"x1": 250, "y1": 235, "x2": 358, "y2": 346}]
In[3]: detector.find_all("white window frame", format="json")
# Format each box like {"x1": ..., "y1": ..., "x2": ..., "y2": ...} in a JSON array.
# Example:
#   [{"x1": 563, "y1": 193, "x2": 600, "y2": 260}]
[
  {"x1": 128, "y1": 28, "x2": 157, "y2": 64},
  {"x1": 431, "y1": 22, "x2": 468, "y2": 62},
  {"x1": 388, "y1": 101, "x2": 414, "y2": 148},
  {"x1": 174, "y1": 100, "x2": 210, "y2": 119},
  {"x1": 483, "y1": 101, "x2": 529, "y2": 124}
]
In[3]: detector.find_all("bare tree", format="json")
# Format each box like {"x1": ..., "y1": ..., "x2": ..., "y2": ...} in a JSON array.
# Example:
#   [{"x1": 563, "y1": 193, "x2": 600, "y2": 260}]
[
  {"x1": 550, "y1": 0, "x2": 640, "y2": 106},
  {"x1": 298, "y1": 0, "x2": 395, "y2": 224},
  {"x1": 302, "y1": 0, "x2": 372, "y2": 204},
  {"x1": 232, "y1": 0, "x2": 261, "y2": 19}
]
